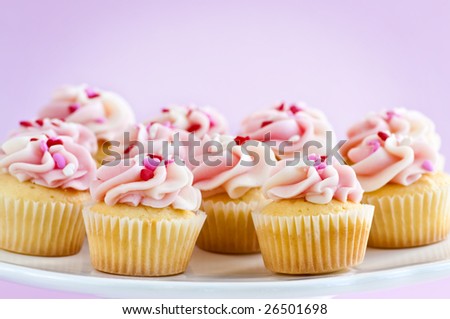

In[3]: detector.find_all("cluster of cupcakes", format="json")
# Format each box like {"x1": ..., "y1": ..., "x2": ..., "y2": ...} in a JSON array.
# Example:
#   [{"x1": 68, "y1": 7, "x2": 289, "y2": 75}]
[{"x1": 0, "y1": 85, "x2": 449, "y2": 277}]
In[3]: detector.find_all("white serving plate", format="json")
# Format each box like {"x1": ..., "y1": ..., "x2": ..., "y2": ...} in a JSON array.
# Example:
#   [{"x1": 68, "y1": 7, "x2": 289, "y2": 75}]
[{"x1": 1, "y1": 238, "x2": 450, "y2": 298}]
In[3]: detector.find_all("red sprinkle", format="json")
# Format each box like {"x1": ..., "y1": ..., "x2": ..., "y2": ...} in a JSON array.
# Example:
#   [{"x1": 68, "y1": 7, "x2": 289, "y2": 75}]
[
  {"x1": 85, "y1": 88, "x2": 100, "y2": 99},
  {"x1": 46, "y1": 138, "x2": 64, "y2": 148},
  {"x1": 68, "y1": 103, "x2": 80, "y2": 113},
  {"x1": 140, "y1": 168, "x2": 155, "y2": 181},
  {"x1": 289, "y1": 105, "x2": 303, "y2": 114},
  {"x1": 19, "y1": 121, "x2": 33, "y2": 127},
  {"x1": 148, "y1": 154, "x2": 164, "y2": 162},
  {"x1": 261, "y1": 120, "x2": 273, "y2": 128},
  {"x1": 35, "y1": 119, "x2": 44, "y2": 126},
  {"x1": 187, "y1": 123, "x2": 201, "y2": 132},
  {"x1": 320, "y1": 155, "x2": 327, "y2": 162},
  {"x1": 377, "y1": 131, "x2": 390, "y2": 141},
  {"x1": 30, "y1": 138, "x2": 38, "y2": 142},
  {"x1": 161, "y1": 108, "x2": 170, "y2": 113},
  {"x1": 234, "y1": 135, "x2": 250, "y2": 146},
  {"x1": 276, "y1": 103, "x2": 285, "y2": 111},
  {"x1": 124, "y1": 145, "x2": 134, "y2": 154}
]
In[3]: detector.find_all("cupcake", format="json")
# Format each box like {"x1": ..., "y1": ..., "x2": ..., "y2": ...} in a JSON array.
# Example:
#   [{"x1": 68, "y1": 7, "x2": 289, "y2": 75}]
[
  {"x1": 191, "y1": 135, "x2": 275, "y2": 254},
  {"x1": 38, "y1": 84, "x2": 135, "y2": 163},
  {"x1": 346, "y1": 129, "x2": 450, "y2": 248},
  {"x1": 11, "y1": 118, "x2": 98, "y2": 156},
  {"x1": 240, "y1": 102, "x2": 334, "y2": 159},
  {"x1": 253, "y1": 156, "x2": 374, "y2": 274},
  {"x1": 148, "y1": 105, "x2": 228, "y2": 138},
  {"x1": 84, "y1": 154, "x2": 205, "y2": 276},
  {"x1": 0, "y1": 134, "x2": 96, "y2": 256}
]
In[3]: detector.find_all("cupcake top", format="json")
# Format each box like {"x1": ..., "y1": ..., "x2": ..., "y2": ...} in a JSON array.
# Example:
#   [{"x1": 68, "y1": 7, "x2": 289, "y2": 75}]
[
  {"x1": 347, "y1": 131, "x2": 439, "y2": 192},
  {"x1": 0, "y1": 134, "x2": 96, "y2": 190},
  {"x1": 90, "y1": 154, "x2": 201, "y2": 211},
  {"x1": 240, "y1": 102, "x2": 334, "y2": 159},
  {"x1": 10, "y1": 118, "x2": 98, "y2": 155},
  {"x1": 340, "y1": 108, "x2": 441, "y2": 158},
  {"x1": 38, "y1": 84, "x2": 135, "y2": 141},
  {"x1": 262, "y1": 155, "x2": 363, "y2": 204},
  {"x1": 148, "y1": 105, "x2": 228, "y2": 138},
  {"x1": 192, "y1": 135, "x2": 276, "y2": 199},
  {"x1": 109, "y1": 122, "x2": 191, "y2": 162}
]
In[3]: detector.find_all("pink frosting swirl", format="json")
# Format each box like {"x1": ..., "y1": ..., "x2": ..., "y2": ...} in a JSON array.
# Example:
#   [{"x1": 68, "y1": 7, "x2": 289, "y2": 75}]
[
  {"x1": 91, "y1": 154, "x2": 201, "y2": 210},
  {"x1": 192, "y1": 135, "x2": 276, "y2": 199},
  {"x1": 38, "y1": 84, "x2": 136, "y2": 141},
  {"x1": 148, "y1": 105, "x2": 228, "y2": 138},
  {"x1": 240, "y1": 102, "x2": 334, "y2": 159},
  {"x1": 0, "y1": 135, "x2": 96, "y2": 190},
  {"x1": 263, "y1": 155, "x2": 363, "y2": 204},
  {"x1": 341, "y1": 108, "x2": 441, "y2": 158},
  {"x1": 10, "y1": 118, "x2": 98, "y2": 155},
  {"x1": 108, "y1": 122, "x2": 193, "y2": 163},
  {"x1": 347, "y1": 132, "x2": 439, "y2": 192}
]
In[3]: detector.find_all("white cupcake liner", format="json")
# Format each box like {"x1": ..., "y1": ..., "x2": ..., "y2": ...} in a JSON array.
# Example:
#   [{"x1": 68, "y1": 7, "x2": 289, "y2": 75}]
[
  {"x1": 197, "y1": 198, "x2": 270, "y2": 254},
  {"x1": 252, "y1": 205, "x2": 374, "y2": 274},
  {"x1": 365, "y1": 186, "x2": 450, "y2": 248},
  {"x1": 0, "y1": 194, "x2": 85, "y2": 256},
  {"x1": 83, "y1": 207, "x2": 206, "y2": 277}
]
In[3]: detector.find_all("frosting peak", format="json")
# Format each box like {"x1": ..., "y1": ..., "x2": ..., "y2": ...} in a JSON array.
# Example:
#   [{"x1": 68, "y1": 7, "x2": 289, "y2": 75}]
[
  {"x1": 38, "y1": 84, "x2": 135, "y2": 141},
  {"x1": 240, "y1": 102, "x2": 334, "y2": 159},
  {"x1": 263, "y1": 156, "x2": 363, "y2": 204},
  {"x1": 148, "y1": 105, "x2": 228, "y2": 138},
  {"x1": 192, "y1": 135, "x2": 276, "y2": 199},
  {"x1": 0, "y1": 135, "x2": 96, "y2": 190},
  {"x1": 347, "y1": 132, "x2": 439, "y2": 192},
  {"x1": 341, "y1": 108, "x2": 441, "y2": 158},
  {"x1": 91, "y1": 154, "x2": 201, "y2": 210},
  {"x1": 10, "y1": 118, "x2": 98, "y2": 155}
]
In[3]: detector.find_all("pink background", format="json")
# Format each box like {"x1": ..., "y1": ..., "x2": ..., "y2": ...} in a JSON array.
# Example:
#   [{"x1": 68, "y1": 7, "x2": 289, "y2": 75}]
[{"x1": 1, "y1": 0, "x2": 450, "y2": 298}]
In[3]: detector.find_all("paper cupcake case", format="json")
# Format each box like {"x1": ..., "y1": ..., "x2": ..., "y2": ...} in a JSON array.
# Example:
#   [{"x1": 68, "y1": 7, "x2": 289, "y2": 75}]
[
  {"x1": 196, "y1": 199, "x2": 269, "y2": 254},
  {"x1": 83, "y1": 208, "x2": 206, "y2": 277},
  {"x1": 364, "y1": 186, "x2": 450, "y2": 248},
  {"x1": 252, "y1": 205, "x2": 374, "y2": 275},
  {"x1": 0, "y1": 195, "x2": 86, "y2": 257}
]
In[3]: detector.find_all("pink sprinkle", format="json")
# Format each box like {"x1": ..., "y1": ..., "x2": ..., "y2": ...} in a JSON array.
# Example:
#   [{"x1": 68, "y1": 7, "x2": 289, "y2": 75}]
[
  {"x1": 40, "y1": 140, "x2": 48, "y2": 152},
  {"x1": 68, "y1": 103, "x2": 80, "y2": 114},
  {"x1": 308, "y1": 154, "x2": 318, "y2": 161},
  {"x1": 422, "y1": 160, "x2": 434, "y2": 172},
  {"x1": 386, "y1": 110, "x2": 398, "y2": 122},
  {"x1": 163, "y1": 121, "x2": 172, "y2": 128},
  {"x1": 316, "y1": 163, "x2": 326, "y2": 170},
  {"x1": 52, "y1": 153, "x2": 66, "y2": 169},
  {"x1": 377, "y1": 131, "x2": 390, "y2": 141},
  {"x1": 95, "y1": 117, "x2": 106, "y2": 124},
  {"x1": 85, "y1": 88, "x2": 100, "y2": 99},
  {"x1": 368, "y1": 139, "x2": 381, "y2": 153},
  {"x1": 143, "y1": 157, "x2": 160, "y2": 170}
]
